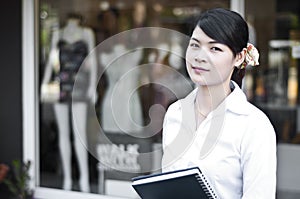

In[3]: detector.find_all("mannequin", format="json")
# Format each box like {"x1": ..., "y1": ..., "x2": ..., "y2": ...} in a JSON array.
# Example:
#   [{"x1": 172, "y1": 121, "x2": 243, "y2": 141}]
[
  {"x1": 99, "y1": 44, "x2": 143, "y2": 133},
  {"x1": 133, "y1": 0, "x2": 146, "y2": 28},
  {"x1": 41, "y1": 14, "x2": 96, "y2": 192}
]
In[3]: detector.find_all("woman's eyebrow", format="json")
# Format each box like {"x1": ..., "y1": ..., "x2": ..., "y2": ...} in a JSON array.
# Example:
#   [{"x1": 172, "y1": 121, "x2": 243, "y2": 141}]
[
  {"x1": 208, "y1": 41, "x2": 219, "y2": 44},
  {"x1": 191, "y1": 37, "x2": 200, "y2": 43},
  {"x1": 191, "y1": 37, "x2": 219, "y2": 44}
]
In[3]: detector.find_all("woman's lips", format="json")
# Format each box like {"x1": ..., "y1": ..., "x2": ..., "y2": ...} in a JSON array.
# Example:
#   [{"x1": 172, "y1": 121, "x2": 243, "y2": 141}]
[{"x1": 191, "y1": 65, "x2": 209, "y2": 73}]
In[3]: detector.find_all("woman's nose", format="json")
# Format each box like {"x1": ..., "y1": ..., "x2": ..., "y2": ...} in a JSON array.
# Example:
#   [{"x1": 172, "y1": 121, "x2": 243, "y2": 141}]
[{"x1": 195, "y1": 51, "x2": 207, "y2": 63}]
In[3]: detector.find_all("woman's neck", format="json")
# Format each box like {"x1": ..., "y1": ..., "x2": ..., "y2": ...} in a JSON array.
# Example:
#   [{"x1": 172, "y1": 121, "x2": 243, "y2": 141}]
[{"x1": 195, "y1": 82, "x2": 231, "y2": 115}]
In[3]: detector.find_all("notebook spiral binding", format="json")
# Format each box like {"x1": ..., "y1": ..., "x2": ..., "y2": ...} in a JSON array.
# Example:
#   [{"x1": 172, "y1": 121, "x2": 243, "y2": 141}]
[{"x1": 196, "y1": 173, "x2": 218, "y2": 199}]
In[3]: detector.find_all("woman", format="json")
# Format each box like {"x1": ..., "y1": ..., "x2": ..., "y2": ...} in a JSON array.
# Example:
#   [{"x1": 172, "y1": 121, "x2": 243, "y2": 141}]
[{"x1": 161, "y1": 8, "x2": 276, "y2": 198}]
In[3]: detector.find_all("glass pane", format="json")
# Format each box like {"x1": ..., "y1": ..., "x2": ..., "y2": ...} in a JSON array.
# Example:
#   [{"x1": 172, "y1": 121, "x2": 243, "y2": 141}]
[
  {"x1": 245, "y1": 0, "x2": 300, "y2": 144},
  {"x1": 38, "y1": 0, "x2": 230, "y2": 197},
  {"x1": 245, "y1": 0, "x2": 300, "y2": 196}
]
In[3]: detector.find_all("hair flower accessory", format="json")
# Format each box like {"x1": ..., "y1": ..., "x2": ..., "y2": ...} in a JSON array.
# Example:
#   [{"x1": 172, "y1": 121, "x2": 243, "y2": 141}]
[{"x1": 241, "y1": 43, "x2": 259, "y2": 69}]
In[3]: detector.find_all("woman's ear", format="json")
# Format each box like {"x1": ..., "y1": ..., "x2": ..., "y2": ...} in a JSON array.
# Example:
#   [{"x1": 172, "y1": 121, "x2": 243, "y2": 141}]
[{"x1": 234, "y1": 48, "x2": 247, "y2": 67}]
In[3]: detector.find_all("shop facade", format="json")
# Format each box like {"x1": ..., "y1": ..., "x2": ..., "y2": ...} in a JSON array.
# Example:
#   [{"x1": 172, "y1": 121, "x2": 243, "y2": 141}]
[{"x1": 1, "y1": 0, "x2": 299, "y2": 198}]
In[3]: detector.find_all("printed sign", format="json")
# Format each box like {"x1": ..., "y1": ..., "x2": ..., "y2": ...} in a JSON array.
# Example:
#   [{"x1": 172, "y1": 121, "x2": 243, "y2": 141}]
[{"x1": 96, "y1": 133, "x2": 153, "y2": 181}]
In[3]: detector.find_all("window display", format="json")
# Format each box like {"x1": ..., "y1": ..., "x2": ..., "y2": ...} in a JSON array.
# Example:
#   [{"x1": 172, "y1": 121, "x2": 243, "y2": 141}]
[
  {"x1": 38, "y1": 1, "x2": 230, "y2": 197},
  {"x1": 22, "y1": 0, "x2": 299, "y2": 198},
  {"x1": 41, "y1": 13, "x2": 97, "y2": 192}
]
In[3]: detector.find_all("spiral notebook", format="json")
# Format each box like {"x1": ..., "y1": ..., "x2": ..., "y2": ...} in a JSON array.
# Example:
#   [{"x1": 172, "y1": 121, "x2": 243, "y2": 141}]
[{"x1": 131, "y1": 167, "x2": 218, "y2": 199}]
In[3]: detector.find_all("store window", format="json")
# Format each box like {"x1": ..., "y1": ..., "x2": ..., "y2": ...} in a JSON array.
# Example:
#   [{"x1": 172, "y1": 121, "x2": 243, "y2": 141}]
[
  {"x1": 245, "y1": 0, "x2": 300, "y2": 143},
  {"x1": 244, "y1": 0, "x2": 300, "y2": 196},
  {"x1": 37, "y1": 0, "x2": 231, "y2": 198},
  {"x1": 22, "y1": 0, "x2": 300, "y2": 198}
]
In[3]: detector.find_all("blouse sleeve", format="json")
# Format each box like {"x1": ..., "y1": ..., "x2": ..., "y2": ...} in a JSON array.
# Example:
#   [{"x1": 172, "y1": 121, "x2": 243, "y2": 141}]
[
  {"x1": 241, "y1": 111, "x2": 277, "y2": 199},
  {"x1": 162, "y1": 101, "x2": 181, "y2": 148},
  {"x1": 161, "y1": 101, "x2": 182, "y2": 172}
]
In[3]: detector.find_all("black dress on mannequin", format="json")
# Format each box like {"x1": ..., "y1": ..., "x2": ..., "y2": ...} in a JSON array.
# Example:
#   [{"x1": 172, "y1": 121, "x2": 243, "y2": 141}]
[{"x1": 57, "y1": 38, "x2": 89, "y2": 102}]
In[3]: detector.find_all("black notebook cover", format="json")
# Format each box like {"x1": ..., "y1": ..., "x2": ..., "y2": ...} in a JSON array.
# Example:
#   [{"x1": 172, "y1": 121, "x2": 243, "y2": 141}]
[{"x1": 131, "y1": 167, "x2": 218, "y2": 199}]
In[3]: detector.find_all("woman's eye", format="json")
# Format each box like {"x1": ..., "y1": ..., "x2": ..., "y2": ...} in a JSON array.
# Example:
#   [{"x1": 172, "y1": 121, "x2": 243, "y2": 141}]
[
  {"x1": 189, "y1": 43, "x2": 199, "y2": 48},
  {"x1": 211, "y1": 47, "x2": 222, "y2": 52}
]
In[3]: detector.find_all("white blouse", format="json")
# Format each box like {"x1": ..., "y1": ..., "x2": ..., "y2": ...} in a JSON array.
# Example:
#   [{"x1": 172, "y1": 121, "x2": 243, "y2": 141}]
[{"x1": 162, "y1": 81, "x2": 276, "y2": 199}]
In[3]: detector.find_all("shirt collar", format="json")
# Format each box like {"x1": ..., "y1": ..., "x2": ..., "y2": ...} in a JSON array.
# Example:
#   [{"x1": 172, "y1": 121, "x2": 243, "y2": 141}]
[
  {"x1": 183, "y1": 81, "x2": 250, "y2": 118},
  {"x1": 223, "y1": 81, "x2": 250, "y2": 115}
]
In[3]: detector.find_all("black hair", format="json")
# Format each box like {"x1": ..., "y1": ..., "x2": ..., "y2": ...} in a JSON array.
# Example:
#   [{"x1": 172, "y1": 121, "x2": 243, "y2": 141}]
[
  {"x1": 66, "y1": 13, "x2": 84, "y2": 25},
  {"x1": 67, "y1": 13, "x2": 83, "y2": 21},
  {"x1": 196, "y1": 8, "x2": 249, "y2": 87}
]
